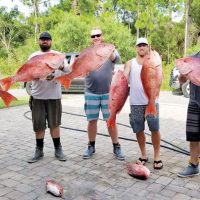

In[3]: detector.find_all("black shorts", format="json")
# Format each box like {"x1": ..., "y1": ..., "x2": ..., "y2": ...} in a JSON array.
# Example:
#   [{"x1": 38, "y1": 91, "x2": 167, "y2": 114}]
[
  {"x1": 32, "y1": 98, "x2": 62, "y2": 132},
  {"x1": 186, "y1": 100, "x2": 200, "y2": 141}
]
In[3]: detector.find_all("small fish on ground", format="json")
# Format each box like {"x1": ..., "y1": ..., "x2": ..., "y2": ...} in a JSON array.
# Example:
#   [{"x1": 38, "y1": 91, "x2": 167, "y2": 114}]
[
  {"x1": 46, "y1": 180, "x2": 64, "y2": 198},
  {"x1": 126, "y1": 162, "x2": 150, "y2": 180}
]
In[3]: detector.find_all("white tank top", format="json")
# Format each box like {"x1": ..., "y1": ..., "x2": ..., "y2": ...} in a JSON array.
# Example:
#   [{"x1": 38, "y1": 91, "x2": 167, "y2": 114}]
[{"x1": 129, "y1": 58, "x2": 148, "y2": 105}]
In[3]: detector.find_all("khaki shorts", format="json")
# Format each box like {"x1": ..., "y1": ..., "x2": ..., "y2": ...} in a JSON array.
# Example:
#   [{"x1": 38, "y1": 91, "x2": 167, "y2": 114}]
[{"x1": 32, "y1": 98, "x2": 62, "y2": 132}]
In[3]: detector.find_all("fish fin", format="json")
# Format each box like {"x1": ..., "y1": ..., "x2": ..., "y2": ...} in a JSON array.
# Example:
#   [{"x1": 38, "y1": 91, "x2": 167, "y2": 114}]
[
  {"x1": 56, "y1": 76, "x2": 71, "y2": 89},
  {"x1": 145, "y1": 104, "x2": 157, "y2": 117},
  {"x1": 179, "y1": 67, "x2": 192, "y2": 75},
  {"x1": 46, "y1": 62, "x2": 63, "y2": 69},
  {"x1": 0, "y1": 91, "x2": 17, "y2": 107},
  {"x1": 0, "y1": 77, "x2": 13, "y2": 91},
  {"x1": 106, "y1": 118, "x2": 116, "y2": 128}
]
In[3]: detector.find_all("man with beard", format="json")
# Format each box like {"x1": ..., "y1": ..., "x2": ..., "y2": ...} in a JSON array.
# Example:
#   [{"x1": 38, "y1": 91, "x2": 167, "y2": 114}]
[{"x1": 28, "y1": 32, "x2": 68, "y2": 163}]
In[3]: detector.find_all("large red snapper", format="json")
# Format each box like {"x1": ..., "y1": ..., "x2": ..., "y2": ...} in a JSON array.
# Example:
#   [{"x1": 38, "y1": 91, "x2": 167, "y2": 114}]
[
  {"x1": 141, "y1": 50, "x2": 162, "y2": 117},
  {"x1": 0, "y1": 52, "x2": 65, "y2": 91},
  {"x1": 55, "y1": 43, "x2": 115, "y2": 89},
  {"x1": 107, "y1": 70, "x2": 129, "y2": 128},
  {"x1": 175, "y1": 56, "x2": 200, "y2": 86},
  {"x1": 126, "y1": 162, "x2": 150, "y2": 180},
  {"x1": 0, "y1": 85, "x2": 17, "y2": 107}
]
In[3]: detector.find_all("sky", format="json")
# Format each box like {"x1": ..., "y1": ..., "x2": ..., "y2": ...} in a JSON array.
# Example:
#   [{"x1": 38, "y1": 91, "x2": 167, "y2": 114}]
[
  {"x1": 0, "y1": 0, "x2": 60, "y2": 16},
  {"x1": 0, "y1": 0, "x2": 183, "y2": 22}
]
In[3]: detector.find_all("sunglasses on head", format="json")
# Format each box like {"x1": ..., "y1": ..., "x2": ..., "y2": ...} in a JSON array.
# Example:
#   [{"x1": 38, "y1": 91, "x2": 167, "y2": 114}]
[{"x1": 91, "y1": 34, "x2": 102, "y2": 38}]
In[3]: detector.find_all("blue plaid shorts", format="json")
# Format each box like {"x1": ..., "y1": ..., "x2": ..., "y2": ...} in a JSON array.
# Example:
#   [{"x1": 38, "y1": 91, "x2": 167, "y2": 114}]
[
  {"x1": 84, "y1": 92, "x2": 110, "y2": 121},
  {"x1": 129, "y1": 104, "x2": 159, "y2": 133}
]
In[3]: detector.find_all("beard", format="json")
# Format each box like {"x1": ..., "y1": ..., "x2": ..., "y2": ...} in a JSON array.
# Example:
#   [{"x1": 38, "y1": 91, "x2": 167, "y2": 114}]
[{"x1": 39, "y1": 43, "x2": 51, "y2": 52}]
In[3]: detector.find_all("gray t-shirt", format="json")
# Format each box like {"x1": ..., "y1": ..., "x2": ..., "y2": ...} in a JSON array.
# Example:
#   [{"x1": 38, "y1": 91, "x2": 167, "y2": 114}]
[
  {"x1": 29, "y1": 50, "x2": 68, "y2": 99},
  {"x1": 85, "y1": 50, "x2": 121, "y2": 94}
]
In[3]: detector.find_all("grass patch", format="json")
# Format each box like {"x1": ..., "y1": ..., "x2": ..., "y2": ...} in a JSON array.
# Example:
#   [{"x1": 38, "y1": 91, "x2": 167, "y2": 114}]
[{"x1": 0, "y1": 96, "x2": 29, "y2": 109}]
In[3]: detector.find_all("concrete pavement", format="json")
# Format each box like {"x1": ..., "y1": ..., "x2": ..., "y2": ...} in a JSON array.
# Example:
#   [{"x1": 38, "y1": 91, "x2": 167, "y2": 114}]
[{"x1": 0, "y1": 91, "x2": 199, "y2": 200}]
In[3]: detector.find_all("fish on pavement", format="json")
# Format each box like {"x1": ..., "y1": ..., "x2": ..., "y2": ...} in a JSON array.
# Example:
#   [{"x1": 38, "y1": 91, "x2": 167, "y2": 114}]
[
  {"x1": 175, "y1": 56, "x2": 200, "y2": 86},
  {"x1": 107, "y1": 70, "x2": 129, "y2": 128},
  {"x1": 46, "y1": 180, "x2": 64, "y2": 198},
  {"x1": 141, "y1": 50, "x2": 162, "y2": 117},
  {"x1": 0, "y1": 52, "x2": 66, "y2": 91},
  {"x1": 126, "y1": 162, "x2": 150, "y2": 180},
  {"x1": 55, "y1": 43, "x2": 115, "y2": 89},
  {"x1": 0, "y1": 85, "x2": 17, "y2": 107}
]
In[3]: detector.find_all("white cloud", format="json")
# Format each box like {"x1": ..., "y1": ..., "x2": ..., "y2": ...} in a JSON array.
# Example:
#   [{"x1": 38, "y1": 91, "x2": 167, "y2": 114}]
[
  {"x1": 172, "y1": 11, "x2": 184, "y2": 23},
  {"x1": 0, "y1": 0, "x2": 60, "y2": 16},
  {"x1": 0, "y1": 0, "x2": 31, "y2": 16}
]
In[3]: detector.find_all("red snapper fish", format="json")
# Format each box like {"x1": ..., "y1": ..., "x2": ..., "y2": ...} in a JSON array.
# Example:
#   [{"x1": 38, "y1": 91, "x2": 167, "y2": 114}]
[
  {"x1": 126, "y1": 163, "x2": 150, "y2": 180},
  {"x1": 55, "y1": 43, "x2": 115, "y2": 89},
  {"x1": 107, "y1": 70, "x2": 129, "y2": 128},
  {"x1": 0, "y1": 52, "x2": 65, "y2": 91},
  {"x1": 175, "y1": 56, "x2": 200, "y2": 86},
  {"x1": 141, "y1": 50, "x2": 162, "y2": 117},
  {"x1": 46, "y1": 180, "x2": 64, "y2": 198},
  {"x1": 0, "y1": 85, "x2": 17, "y2": 107}
]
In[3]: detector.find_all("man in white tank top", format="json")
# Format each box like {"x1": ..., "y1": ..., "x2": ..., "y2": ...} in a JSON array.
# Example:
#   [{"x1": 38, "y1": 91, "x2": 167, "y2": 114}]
[{"x1": 123, "y1": 37, "x2": 163, "y2": 169}]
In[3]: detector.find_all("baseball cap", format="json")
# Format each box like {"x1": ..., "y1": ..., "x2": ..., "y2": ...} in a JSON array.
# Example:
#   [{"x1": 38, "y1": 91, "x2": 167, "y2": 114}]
[
  {"x1": 136, "y1": 37, "x2": 148, "y2": 46},
  {"x1": 90, "y1": 29, "x2": 102, "y2": 36},
  {"x1": 39, "y1": 32, "x2": 52, "y2": 40}
]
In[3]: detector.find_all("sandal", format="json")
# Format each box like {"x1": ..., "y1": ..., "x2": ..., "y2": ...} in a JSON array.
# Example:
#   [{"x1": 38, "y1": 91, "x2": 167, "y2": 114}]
[
  {"x1": 136, "y1": 157, "x2": 148, "y2": 165},
  {"x1": 153, "y1": 160, "x2": 163, "y2": 169}
]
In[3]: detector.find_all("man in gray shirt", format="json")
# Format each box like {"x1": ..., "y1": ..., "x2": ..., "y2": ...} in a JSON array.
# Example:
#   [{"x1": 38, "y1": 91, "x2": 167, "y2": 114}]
[
  {"x1": 83, "y1": 28, "x2": 125, "y2": 160},
  {"x1": 28, "y1": 32, "x2": 68, "y2": 163}
]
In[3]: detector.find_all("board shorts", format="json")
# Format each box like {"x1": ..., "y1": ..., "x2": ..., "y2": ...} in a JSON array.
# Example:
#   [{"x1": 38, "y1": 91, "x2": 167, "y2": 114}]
[
  {"x1": 129, "y1": 103, "x2": 159, "y2": 133},
  {"x1": 186, "y1": 100, "x2": 200, "y2": 141},
  {"x1": 32, "y1": 98, "x2": 62, "y2": 132},
  {"x1": 84, "y1": 92, "x2": 110, "y2": 121}
]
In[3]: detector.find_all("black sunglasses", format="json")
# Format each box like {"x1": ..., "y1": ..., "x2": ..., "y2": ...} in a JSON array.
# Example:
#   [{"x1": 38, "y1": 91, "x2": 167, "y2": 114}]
[
  {"x1": 137, "y1": 43, "x2": 148, "y2": 47},
  {"x1": 91, "y1": 34, "x2": 102, "y2": 38}
]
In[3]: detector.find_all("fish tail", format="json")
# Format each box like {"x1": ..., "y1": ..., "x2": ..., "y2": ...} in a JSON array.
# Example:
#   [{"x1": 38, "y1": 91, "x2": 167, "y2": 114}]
[
  {"x1": 0, "y1": 77, "x2": 13, "y2": 91},
  {"x1": 145, "y1": 104, "x2": 157, "y2": 117},
  {"x1": 56, "y1": 76, "x2": 71, "y2": 89},
  {"x1": 0, "y1": 91, "x2": 17, "y2": 107},
  {"x1": 106, "y1": 117, "x2": 116, "y2": 128}
]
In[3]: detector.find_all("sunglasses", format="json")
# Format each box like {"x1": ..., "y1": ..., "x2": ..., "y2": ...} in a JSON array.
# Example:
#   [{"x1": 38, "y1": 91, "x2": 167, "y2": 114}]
[
  {"x1": 91, "y1": 34, "x2": 102, "y2": 38},
  {"x1": 137, "y1": 43, "x2": 148, "y2": 47}
]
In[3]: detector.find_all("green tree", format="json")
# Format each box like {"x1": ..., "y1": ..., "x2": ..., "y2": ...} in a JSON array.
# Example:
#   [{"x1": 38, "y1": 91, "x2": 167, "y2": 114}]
[
  {"x1": 0, "y1": 7, "x2": 29, "y2": 75},
  {"x1": 190, "y1": 0, "x2": 200, "y2": 28},
  {"x1": 55, "y1": 0, "x2": 100, "y2": 15}
]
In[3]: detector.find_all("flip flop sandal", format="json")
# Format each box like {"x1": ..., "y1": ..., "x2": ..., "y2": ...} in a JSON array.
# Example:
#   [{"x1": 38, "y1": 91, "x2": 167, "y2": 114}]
[
  {"x1": 136, "y1": 157, "x2": 149, "y2": 165},
  {"x1": 153, "y1": 160, "x2": 163, "y2": 169}
]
